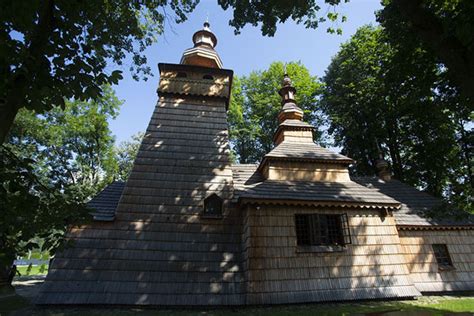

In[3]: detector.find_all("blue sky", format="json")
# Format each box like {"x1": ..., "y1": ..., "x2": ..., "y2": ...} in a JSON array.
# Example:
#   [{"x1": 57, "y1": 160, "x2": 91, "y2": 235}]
[{"x1": 111, "y1": 0, "x2": 382, "y2": 143}]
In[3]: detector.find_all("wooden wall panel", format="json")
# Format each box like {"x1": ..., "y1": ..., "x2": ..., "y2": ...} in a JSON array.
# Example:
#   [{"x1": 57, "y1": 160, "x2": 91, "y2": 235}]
[
  {"x1": 243, "y1": 205, "x2": 420, "y2": 304},
  {"x1": 398, "y1": 229, "x2": 474, "y2": 292}
]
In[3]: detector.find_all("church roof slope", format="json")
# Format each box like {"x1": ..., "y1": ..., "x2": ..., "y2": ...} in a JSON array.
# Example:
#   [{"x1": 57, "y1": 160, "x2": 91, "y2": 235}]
[
  {"x1": 353, "y1": 177, "x2": 474, "y2": 228},
  {"x1": 232, "y1": 164, "x2": 399, "y2": 209},
  {"x1": 87, "y1": 181, "x2": 125, "y2": 221},
  {"x1": 262, "y1": 141, "x2": 353, "y2": 164}
]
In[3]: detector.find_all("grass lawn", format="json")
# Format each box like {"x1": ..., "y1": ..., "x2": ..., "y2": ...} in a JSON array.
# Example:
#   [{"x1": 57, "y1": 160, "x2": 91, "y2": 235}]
[
  {"x1": 16, "y1": 265, "x2": 48, "y2": 276},
  {"x1": 1, "y1": 293, "x2": 473, "y2": 316}
]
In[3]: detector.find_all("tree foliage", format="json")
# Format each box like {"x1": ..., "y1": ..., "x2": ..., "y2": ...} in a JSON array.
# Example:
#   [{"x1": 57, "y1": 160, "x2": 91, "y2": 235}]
[
  {"x1": 218, "y1": 0, "x2": 474, "y2": 103},
  {"x1": 229, "y1": 61, "x2": 322, "y2": 163},
  {"x1": 8, "y1": 85, "x2": 122, "y2": 199},
  {"x1": 321, "y1": 25, "x2": 472, "y2": 211},
  {"x1": 218, "y1": 0, "x2": 348, "y2": 36},
  {"x1": 0, "y1": 0, "x2": 199, "y2": 143},
  {"x1": 0, "y1": 145, "x2": 90, "y2": 283},
  {"x1": 1, "y1": 86, "x2": 122, "y2": 285},
  {"x1": 378, "y1": 0, "x2": 474, "y2": 102},
  {"x1": 115, "y1": 132, "x2": 144, "y2": 181}
]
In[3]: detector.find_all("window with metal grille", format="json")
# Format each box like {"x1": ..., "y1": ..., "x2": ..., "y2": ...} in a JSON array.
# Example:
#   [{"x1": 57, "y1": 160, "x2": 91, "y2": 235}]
[
  {"x1": 295, "y1": 214, "x2": 351, "y2": 247},
  {"x1": 432, "y1": 244, "x2": 453, "y2": 269}
]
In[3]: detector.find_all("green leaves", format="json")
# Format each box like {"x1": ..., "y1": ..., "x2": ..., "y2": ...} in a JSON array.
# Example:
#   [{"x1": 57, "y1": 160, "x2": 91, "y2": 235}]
[
  {"x1": 1, "y1": 0, "x2": 199, "y2": 143},
  {"x1": 1, "y1": 86, "x2": 123, "y2": 267},
  {"x1": 229, "y1": 61, "x2": 323, "y2": 163},
  {"x1": 0, "y1": 146, "x2": 90, "y2": 266},
  {"x1": 217, "y1": 0, "x2": 346, "y2": 36},
  {"x1": 114, "y1": 132, "x2": 144, "y2": 181},
  {"x1": 321, "y1": 25, "x2": 473, "y2": 212}
]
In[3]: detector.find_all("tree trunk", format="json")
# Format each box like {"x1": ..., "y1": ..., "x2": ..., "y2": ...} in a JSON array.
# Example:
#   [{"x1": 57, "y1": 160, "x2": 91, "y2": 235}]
[
  {"x1": 0, "y1": 261, "x2": 15, "y2": 295},
  {"x1": 0, "y1": 102, "x2": 20, "y2": 144},
  {"x1": 0, "y1": 0, "x2": 55, "y2": 144},
  {"x1": 458, "y1": 119, "x2": 474, "y2": 188}
]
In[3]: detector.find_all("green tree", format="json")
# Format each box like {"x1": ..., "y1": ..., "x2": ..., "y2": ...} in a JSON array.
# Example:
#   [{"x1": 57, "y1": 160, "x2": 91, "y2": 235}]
[
  {"x1": 378, "y1": 0, "x2": 474, "y2": 102},
  {"x1": 218, "y1": 0, "x2": 474, "y2": 102},
  {"x1": 229, "y1": 61, "x2": 323, "y2": 163},
  {"x1": 218, "y1": 0, "x2": 347, "y2": 36},
  {"x1": 1, "y1": 86, "x2": 122, "y2": 288},
  {"x1": 321, "y1": 25, "x2": 472, "y2": 210},
  {"x1": 0, "y1": 145, "x2": 89, "y2": 290},
  {"x1": 8, "y1": 85, "x2": 122, "y2": 199},
  {"x1": 115, "y1": 132, "x2": 144, "y2": 181},
  {"x1": 0, "y1": 0, "x2": 198, "y2": 143}
]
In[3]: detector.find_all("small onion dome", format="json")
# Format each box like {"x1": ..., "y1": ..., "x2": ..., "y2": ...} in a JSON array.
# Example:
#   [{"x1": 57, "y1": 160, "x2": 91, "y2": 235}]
[
  {"x1": 192, "y1": 21, "x2": 218, "y2": 48},
  {"x1": 282, "y1": 73, "x2": 292, "y2": 87},
  {"x1": 278, "y1": 74, "x2": 297, "y2": 105}
]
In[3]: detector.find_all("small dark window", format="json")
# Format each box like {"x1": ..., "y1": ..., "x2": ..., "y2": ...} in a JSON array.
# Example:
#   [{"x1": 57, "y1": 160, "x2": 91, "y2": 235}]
[
  {"x1": 432, "y1": 244, "x2": 454, "y2": 269},
  {"x1": 295, "y1": 214, "x2": 351, "y2": 246},
  {"x1": 203, "y1": 194, "x2": 222, "y2": 217},
  {"x1": 176, "y1": 72, "x2": 187, "y2": 78},
  {"x1": 203, "y1": 74, "x2": 214, "y2": 80}
]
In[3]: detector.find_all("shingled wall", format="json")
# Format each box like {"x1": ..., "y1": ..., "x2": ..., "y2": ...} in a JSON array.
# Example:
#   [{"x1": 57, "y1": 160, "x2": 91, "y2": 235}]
[
  {"x1": 37, "y1": 87, "x2": 245, "y2": 305},
  {"x1": 243, "y1": 205, "x2": 421, "y2": 304},
  {"x1": 399, "y1": 229, "x2": 474, "y2": 292}
]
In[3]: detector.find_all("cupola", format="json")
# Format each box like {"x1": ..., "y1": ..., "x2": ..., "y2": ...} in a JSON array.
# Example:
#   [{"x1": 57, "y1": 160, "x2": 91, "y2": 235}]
[
  {"x1": 273, "y1": 72, "x2": 315, "y2": 145},
  {"x1": 257, "y1": 72, "x2": 354, "y2": 182},
  {"x1": 180, "y1": 21, "x2": 223, "y2": 69},
  {"x1": 277, "y1": 74, "x2": 304, "y2": 123}
]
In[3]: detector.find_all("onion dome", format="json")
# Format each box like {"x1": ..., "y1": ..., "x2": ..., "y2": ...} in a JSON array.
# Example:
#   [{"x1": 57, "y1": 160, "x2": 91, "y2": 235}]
[{"x1": 180, "y1": 21, "x2": 223, "y2": 69}]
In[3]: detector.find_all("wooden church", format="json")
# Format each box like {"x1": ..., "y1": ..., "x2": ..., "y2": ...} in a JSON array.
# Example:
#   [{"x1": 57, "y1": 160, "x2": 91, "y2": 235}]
[{"x1": 37, "y1": 22, "x2": 474, "y2": 306}]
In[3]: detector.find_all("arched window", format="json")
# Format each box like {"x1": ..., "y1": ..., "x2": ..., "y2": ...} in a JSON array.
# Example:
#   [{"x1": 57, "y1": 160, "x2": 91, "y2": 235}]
[
  {"x1": 176, "y1": 72, "x2": 187, "y2": 78},
  {"x1": 203, "y1": 194, "x2": 223, "y2": 217},
  {"x1": 203, "y1": 74, "x2": 214, "y2": 80}
]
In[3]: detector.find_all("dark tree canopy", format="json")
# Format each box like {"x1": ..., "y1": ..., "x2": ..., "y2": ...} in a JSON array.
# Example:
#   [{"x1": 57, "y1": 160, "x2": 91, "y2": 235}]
[
  {"x1": 0, "y1": 0, "x2": 198, "y2": 143},
  {"x1": 218, "y1": 0, "x2": 347, "y2": 36},
  {"x1": 378, "y1": 0, "x2": 474, "y2": 102},
  {"x1": 321, "y1": 25, "x2": 472, "y2": 211}
]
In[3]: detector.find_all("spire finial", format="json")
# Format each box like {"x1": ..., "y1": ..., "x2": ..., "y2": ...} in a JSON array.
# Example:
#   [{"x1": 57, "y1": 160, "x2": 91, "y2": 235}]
[
  {"x1": 374, "y1": 140, "x2": 392, "y2": 181},
  {"x1": 204, "y1": 13, "x2": 210, "y2": 29},
  {"x1": 281, "y1": 64, "x2": 293, "y2": 87},
  {"x1": 277, "y1": 70, "x2": 303, "y2": 123}
]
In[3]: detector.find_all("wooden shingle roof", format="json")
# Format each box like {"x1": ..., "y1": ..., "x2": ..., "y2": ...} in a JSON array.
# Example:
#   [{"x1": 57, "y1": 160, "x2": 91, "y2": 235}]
[
  {"x1": 354, "y1": 177, "x2": 474, "y2": 229},
  {"x1": 87, "y1": 181, "x2": 125, "y2": 221},
  {"x1": 261, "y1": 141, "x2": 354, "y2": 165},
  {"x1": 37, "y1": 93, "x2": 245, "y2": 305},
  {"x1": 232, "y1": 164, "x2": 399, "y2": 209}
]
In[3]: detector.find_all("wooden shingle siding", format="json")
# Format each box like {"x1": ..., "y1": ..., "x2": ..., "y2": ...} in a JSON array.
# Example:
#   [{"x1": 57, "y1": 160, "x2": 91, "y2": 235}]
[
  {"x1": 37, "y1": 79, "x2": 245, "y2": 305},
  {"x1": 243, "y1": 205, "x2": 420, "y2": 304},
  {"x1": 399, "y1": 230, "x2": 474, "y2": 292}
]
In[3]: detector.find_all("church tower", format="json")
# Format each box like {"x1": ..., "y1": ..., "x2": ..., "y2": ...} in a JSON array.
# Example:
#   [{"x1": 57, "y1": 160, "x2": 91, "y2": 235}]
[
  {"x1": 37, "y1": 22, "x2": 245, "y2": 306},
  {"x1": 257, "y1": 72, "x2": 353, "y2": 182}
]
